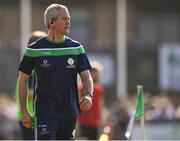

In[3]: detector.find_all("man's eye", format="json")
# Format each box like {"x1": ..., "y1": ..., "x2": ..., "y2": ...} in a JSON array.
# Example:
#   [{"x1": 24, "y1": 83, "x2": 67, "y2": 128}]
[{"x1": 63, "y1": 17, "x2": 70, "y2": 21}]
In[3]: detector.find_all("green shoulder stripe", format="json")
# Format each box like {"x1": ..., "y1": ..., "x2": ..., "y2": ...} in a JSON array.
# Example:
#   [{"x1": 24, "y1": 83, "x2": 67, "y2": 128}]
[{"x1": 24, "y1": 46, "x2": 85, "y2": 57}]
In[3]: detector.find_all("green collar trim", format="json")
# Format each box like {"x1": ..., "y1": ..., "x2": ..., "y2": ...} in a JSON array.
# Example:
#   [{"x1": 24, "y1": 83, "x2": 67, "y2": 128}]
[
  {"x1": 45, "y1": 36, "x2": 65, "y2": 44},
  {"x1": 24, "y1": 46, "x2": 85, "y2": 57}
]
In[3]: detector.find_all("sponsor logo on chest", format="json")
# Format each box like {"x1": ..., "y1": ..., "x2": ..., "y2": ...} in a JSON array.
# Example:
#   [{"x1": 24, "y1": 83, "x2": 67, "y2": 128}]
[
  {"x1": 40, "y1": 59, "x2": 51, "y2": 68},
  {"x1": 66, "y1": 58, "x2": 75, "y2": 68}
]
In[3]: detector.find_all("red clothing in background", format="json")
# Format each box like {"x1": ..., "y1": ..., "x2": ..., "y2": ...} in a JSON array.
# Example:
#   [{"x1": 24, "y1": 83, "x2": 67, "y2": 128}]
[{"x1": 78, "y1": 83, "x2": 104, "y2": 127}]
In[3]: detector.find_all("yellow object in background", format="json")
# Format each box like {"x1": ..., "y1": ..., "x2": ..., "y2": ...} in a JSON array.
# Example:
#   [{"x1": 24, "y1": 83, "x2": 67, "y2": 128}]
[{"x1": 99, "y1": 133, "x2": 109, "y2": 141}]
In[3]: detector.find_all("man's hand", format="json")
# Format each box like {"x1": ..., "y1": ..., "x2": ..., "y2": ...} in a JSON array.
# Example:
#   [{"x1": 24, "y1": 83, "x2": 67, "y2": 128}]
[
  {"x1": 79, "y1": 95, "x2": 92, "y2": 111},
  {"x1": 22, "y1": 110, "x2": 33, "y2": 129}
]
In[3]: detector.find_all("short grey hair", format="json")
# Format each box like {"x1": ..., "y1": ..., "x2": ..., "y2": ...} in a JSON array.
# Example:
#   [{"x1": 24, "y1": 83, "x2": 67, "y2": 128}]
[{"x1": 44, "y1": 4, "x2": 67, "y2": 29}]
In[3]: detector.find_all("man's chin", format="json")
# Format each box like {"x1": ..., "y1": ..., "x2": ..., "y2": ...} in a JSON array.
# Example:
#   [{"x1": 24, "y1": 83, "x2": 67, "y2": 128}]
[{"x1": 64, "y1": 31, "x2": 70, "y2": 35}]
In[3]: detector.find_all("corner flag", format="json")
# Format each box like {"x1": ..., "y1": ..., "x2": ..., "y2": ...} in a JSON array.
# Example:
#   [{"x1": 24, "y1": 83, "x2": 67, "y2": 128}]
[
  {"x1": 135, "y1": 85, "x2": 144, "y2": 120},
  {"x1": 125, "y1": 85, "x2": 145, "y2": 139}
]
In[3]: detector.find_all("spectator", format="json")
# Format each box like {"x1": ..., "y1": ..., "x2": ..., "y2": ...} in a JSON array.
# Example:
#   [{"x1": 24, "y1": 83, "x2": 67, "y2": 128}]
[
  {"x1": 78, "y1": 61, "x2": 105, "y2": 140},
  {"x1": 16, "y1": 31, "x2": 47, "y2": 140}
]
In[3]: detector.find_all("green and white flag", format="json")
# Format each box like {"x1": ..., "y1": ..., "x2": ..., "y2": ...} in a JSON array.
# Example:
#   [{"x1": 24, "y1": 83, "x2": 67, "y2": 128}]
[
  {"x1": 125, "y1": 85, "x2": 145, "y2": 139},
  {"x1": 135, "y1": 86, "x2": 144, "y2": 120}
]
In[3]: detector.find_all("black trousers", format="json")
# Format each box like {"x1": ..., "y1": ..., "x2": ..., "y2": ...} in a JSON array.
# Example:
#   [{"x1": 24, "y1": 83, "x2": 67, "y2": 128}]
[
  {"x1": 35, "y1": 116, "x2": 76, "y2": 140},
  {"x1": 80, "y1": 125, "x2": 99, "y2": 140}
]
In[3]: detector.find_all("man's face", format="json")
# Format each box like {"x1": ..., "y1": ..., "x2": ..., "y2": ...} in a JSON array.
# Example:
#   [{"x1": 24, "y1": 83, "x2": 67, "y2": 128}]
[{"x1": 53, "y1": 8, "x2": 71, "y2": 35}]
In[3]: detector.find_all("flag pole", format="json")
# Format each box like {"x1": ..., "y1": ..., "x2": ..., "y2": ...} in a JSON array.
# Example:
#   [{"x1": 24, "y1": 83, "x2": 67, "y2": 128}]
[
  {"x1": 140, "y1": 113, "x2": 145, "y2": 140},
  {"x1": 125, "y1": 109, "x2": 136, "y2": 139},
  {"x1": 137, "y1": 85, "x2": 146, "y2": 140}
]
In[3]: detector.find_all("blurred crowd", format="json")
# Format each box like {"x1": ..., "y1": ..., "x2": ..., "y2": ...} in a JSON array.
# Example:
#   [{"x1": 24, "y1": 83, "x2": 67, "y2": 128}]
[
  {"x1": 108, "y1": 92, "x2": 180, "y2": 123},
  {"x1": 143, "y1": 92, "x2": 180, "y2": 121},
  {"x1": 0, "y1": 92, "x2": 21, "y2": 139},
  {"x1": 0, "y1": 92, "x2": 179, "y2": 139}
]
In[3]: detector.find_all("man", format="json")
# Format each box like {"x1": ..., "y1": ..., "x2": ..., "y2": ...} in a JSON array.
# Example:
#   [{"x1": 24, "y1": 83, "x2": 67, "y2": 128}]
[
  {"x1": 18, "y1": 4, "x2": 93, "y2": 140},
  {"x1": 16, "y1": 31, "x2": 46, "y2": 140},
  {"x1": 78, "y1": 61, "x2": 104, "y2": 140}
]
